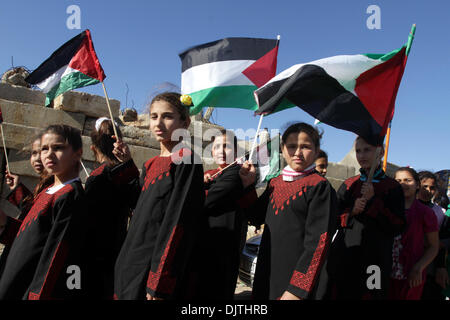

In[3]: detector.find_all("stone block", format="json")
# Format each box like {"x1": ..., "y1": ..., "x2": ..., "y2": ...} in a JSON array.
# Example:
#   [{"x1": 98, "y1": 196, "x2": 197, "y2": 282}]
[
  {"x1": 0, "y1": 98, "x2": 85, "y2": 131},
  {"x1": 0, "y1": 123, "x2": 42, "y2": 151},
  {"x1": 0, "y1": 83, "x2": 45, "y2": 106},
  {"x1": 326, "y1": 177, "x2": 345, "y2": 192},
  {"x1": 53, "y1": 90, "x2": 120, "y2": 118},
  {"x1": 128, "y1": 145, "x2": 160, "y2": 170},
  {"x1": 6, "y1": 149, "x2": 40, "y2": 178},
  {"x1": 327, "y1": 162, "x2": 354, "y2": 181}
]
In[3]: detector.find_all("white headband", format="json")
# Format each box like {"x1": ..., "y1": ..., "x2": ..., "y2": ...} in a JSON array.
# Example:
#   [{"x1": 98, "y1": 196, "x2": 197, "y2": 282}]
[{"x1": 95, "y1": 117, "x2": 118, "y2": 132}]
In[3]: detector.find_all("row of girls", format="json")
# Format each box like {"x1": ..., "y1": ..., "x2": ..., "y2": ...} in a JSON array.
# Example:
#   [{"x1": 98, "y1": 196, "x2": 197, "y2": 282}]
[{"x1": 0, "y1": 90, "x2": 447, "y2": 300}]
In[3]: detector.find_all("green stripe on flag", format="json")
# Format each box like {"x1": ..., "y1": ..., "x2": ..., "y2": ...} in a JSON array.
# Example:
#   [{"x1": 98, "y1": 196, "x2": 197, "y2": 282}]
[
  {"x1": 188, "y1": 85, "x2": 259, "y2": 115},
  {"x1": 45, "y1": 71, "x2": 100, "y2": 106},
  {"x1": 363, "y1": 46, "x2": 405, "y2": 62}
]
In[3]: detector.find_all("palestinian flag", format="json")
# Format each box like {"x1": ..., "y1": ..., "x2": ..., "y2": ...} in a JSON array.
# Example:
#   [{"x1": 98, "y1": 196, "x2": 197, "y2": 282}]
[
  {"x1": 179, "y1": 37, "x2": 279, "y2": 115},
  {"x1": 255, "y1": 45, "x2": 410, "y2": 146},
  {"x1": 26, "y1": 29, "x2": 106, "y2": 106}
]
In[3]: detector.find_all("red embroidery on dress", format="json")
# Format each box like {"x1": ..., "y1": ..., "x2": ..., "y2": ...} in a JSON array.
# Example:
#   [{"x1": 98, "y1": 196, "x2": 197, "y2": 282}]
[
  {"x1": 171, "y1": 148, "x2": 192, "y2": 164},
  {"x1": 142, "y1": 156, "x2": 172, "y2": 192},
  {"x1": 8, "y1": 183, "x2": 29, "y2": 207},
  {"x1": 344, "y1": 175, "x2": 360, "y2": 191},
  {"x1": 146, "y1": 225, "x2": 184, "y2": 295},
  {"x1": 28, "y1": 292, "x2": 39, "y2": 300},
  {"x1": 269, "y1": 174, "x2": 325, "y2": 214},
  {"x1": 90, "y1": 163, "x2": 107, "y2": 177},
  {"x1": 290, "y1": 232, "x2": 329, "y2": 292},
  {"x1": 17, "y1": 184, "x2": 74, "y2": 236}
]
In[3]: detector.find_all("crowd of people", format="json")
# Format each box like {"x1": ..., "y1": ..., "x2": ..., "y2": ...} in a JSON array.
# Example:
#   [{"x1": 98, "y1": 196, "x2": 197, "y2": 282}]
[{"x1": 0, "y1": 91, "x2": 448, "y2": 300}]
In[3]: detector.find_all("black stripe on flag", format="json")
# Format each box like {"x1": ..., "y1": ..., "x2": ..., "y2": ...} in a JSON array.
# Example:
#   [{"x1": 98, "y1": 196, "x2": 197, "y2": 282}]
[
  {"x1": 26, "y1": 31, "x2": 87, "y2": 85},
  {"x1": 255, "y1": 64, "x2": 383, "y2": 146},
  {"x1": 179, "y1": 37, "x2": 277, "y2": 72}
]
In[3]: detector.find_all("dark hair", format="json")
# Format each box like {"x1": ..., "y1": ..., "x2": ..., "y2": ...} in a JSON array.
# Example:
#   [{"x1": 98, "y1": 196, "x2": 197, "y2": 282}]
[
  {"x1": 150, "y1": 92, "x2": 189, "y2": 121},
  {"x1": 435, "y1": 191, "x2": 449, "y2": 209},
  {"x1": 356, "y1": 135, "x2": 384, "y2": 147},
  {"x1": 395, "y1": 167, "x2": 421, "y2": 188},
  {"x1": 418, "y1": 171, "x2": 437, "y2": 183},
  {"x1": 317, "y1": 149, "x2": 328, "y2": 160},
  {"x1": 90, "y1": 120, "x2": 123, "y2": 167},
  {"x1": 42, "y1": 125, "x2": 83, "y2": 152},
  {"x1": 281, "y1": 122, "x2": 322, "y2": 150}
]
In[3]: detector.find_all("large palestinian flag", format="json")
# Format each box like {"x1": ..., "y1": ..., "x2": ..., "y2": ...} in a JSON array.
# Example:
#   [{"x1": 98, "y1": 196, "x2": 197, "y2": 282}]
[
  {"x1": 179, "y1": 37, "x2": 279, "y2": 115},
  {"x1": 26, "y1": 30, "x2": 106, "y2": 106},
  {"x1": 255, "y1": 46, "x2": 409, "y2": 146}
]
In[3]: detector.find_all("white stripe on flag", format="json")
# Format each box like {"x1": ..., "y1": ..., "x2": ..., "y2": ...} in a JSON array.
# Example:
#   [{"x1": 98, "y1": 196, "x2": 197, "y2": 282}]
[
  {"x1": 36, "y1": 65, "x2": 77, "y2": 93},
  {"x1": 181, "y1": 60, "x2": 256, "y2": 94},
  {"x1": 260, "y1": 54, "x2": 385, "y2": 93}
]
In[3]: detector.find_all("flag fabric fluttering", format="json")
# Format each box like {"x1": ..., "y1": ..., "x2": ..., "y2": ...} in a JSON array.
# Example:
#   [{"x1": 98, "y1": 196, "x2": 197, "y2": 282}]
[
  {"x1": 26, "y1": 29, "x2": 106, "y2": 106},
  {"x1": 254, "y1": 45, "x2": 409, "y2": 146},
  {"x1": 179, "y1": 37, "x2": 279, "y2": 115},
  {"x1": 247, "y1": 136, "x2": 281, "y2": 187}
]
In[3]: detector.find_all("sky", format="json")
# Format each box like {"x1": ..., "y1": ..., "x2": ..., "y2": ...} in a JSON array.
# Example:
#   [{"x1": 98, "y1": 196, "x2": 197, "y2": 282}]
[{"x1": 0, "y1": 0, "x2": 449, "y2": 172}]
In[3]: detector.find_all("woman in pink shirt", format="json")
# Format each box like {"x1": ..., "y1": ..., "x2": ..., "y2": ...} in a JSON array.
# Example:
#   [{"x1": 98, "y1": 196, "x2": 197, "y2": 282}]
[{"x1": 389, "y1": 167, "x2": 440, "y2": 299}]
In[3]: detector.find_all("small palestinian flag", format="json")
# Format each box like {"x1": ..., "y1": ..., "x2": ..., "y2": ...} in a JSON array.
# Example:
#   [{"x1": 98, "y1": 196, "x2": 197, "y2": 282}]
[
  {"x1": 26, "y1": 29, "x2": 105, "y2": 106},
  {"x1": 255, "y1": 46, "x2": 409, "y2": 146},
  {"x1": 179, "y1": 37, "x2": 279, "y2": 115}
]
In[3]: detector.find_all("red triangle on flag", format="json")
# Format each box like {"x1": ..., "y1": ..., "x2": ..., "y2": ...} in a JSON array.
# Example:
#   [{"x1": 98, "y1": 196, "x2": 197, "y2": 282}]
[
  {"x1": 69, "y1": 30, "x2": 106, "y2": 82},
  {"x1": 242, "y1": 45, "x2": 278, "y2": 88}
]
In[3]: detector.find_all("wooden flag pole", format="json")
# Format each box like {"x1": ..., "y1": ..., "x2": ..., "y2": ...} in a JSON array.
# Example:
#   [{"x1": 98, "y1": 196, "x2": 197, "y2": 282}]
[
  {"x1": 101, "y1": 81, "x2": 119, "y2": 139},
  {"x1": 0, "y1": 124, "x2": 10, "y2": 172},
  {"x1": 382, "y1": 122, "x2": 392, "y2": 172},
  {"x1": 80, "y1": 160, "x2": 89, "y2": 178}
]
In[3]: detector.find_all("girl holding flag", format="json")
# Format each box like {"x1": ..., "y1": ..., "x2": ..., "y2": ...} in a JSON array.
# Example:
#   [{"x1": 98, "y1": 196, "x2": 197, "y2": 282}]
[
  {"x1": 114, "y1": 92, "x2": 206, "y2": 300},
  {"x1": 198, "y1": 129, "x2": 256, "y2": 300},
  {"x1": 241, "y1": 122, "x2": 337, "y2": 300},
  {"x1": 0, "y1": 125, "x2": 88, "y2": 300},
  {"x1": 83, "y1": 118, "x2": 140, "y2": 299}
]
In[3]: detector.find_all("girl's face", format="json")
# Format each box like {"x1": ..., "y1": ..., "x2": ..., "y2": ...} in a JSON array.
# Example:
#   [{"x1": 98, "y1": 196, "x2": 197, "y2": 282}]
[
  {"x1": 149, "y1": 101, "x2": 188, "y2": 143},
  {"x1": 212, "y1": 135, "x2": 235, "y2": 167},
  {"x1": 355, "y1": 138, "x2": 384, "y2": 171},
  {"x1": 30, "y1": 139, "x2": 44, "y2": 174},
  {"x1": 315, "y1": 157, "x2": 328, "y2": 177},
  {"x1": 281, "y1": 131, "x2": 318, "y2": 172},
  {"x1": 40, "y1": 133, "x2": 81, "y2": 178},
  {"x1": 395, "y1": 170, "x2": 418, "y2": 199},
  {"x1": 418, "y1": 178, "x2": 437, "y2": 202}
]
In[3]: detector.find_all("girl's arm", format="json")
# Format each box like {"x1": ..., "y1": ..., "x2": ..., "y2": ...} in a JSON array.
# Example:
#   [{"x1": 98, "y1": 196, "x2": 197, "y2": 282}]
[
  {"x1": 408, "y1": 231, "x2": 439, "y2": 288},
  {"x1": 283, "y1": 180, "x2": 337, "y2": 300},
  {"x1": 5, "y1": 172, "x2": 32, "y2": 211},
  {"x1": 356, "y1": 182, "x2": 406, "y2": 237},
  {"x1": 109, "y1": 159, "x2": 141, "y2": 210}
]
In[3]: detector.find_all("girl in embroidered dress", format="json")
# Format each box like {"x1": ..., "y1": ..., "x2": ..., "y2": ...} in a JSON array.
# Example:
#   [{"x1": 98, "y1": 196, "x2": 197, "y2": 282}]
[
  {"x1": 83, "y1": 118, "x2": 139, "y2": 299},
  {"x1": 0, "y1": 125, "x2": 88, "y2": 299},
  {"x1": 241, "y1": 122, "x2": 337, "y2": 300},
  {"x1": 114, "y1": 92, "x2": 206, "y2": 300},
  {"x1": 198, "y1": 129, "x2": 256, "y2": 300}
]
